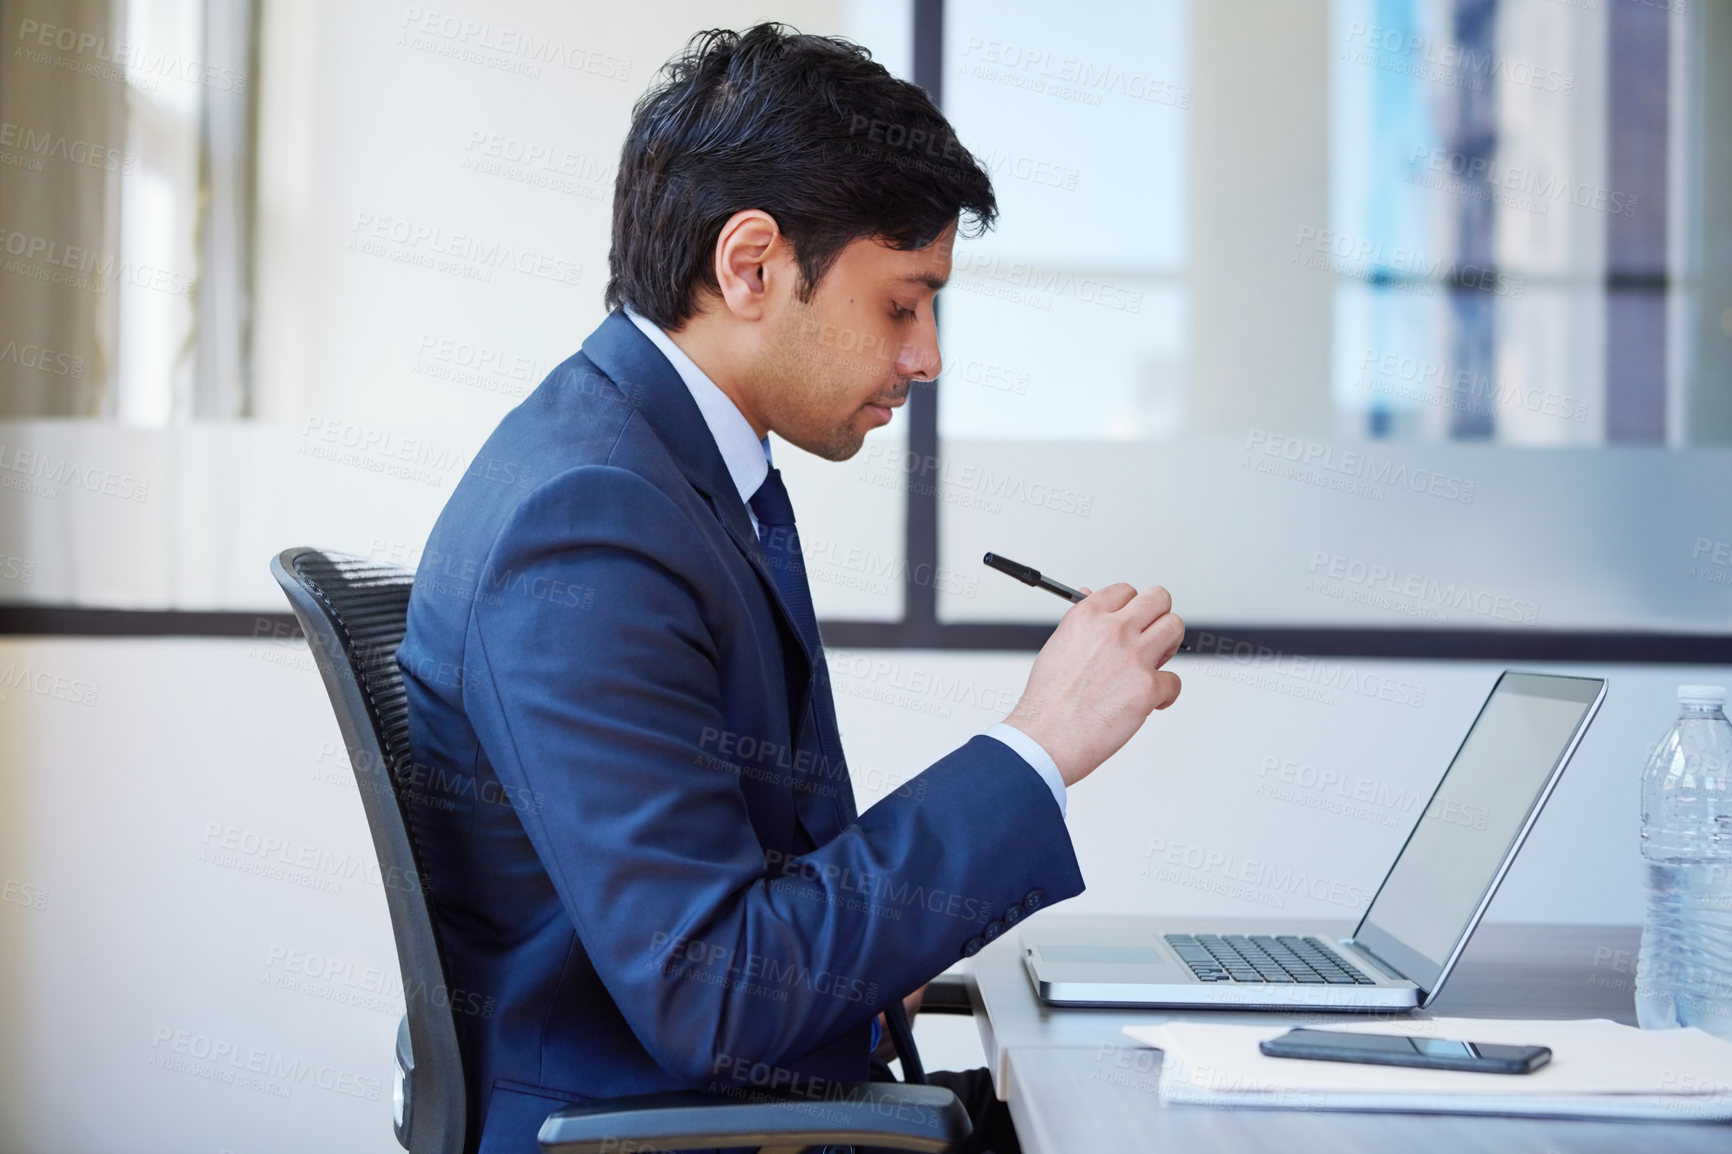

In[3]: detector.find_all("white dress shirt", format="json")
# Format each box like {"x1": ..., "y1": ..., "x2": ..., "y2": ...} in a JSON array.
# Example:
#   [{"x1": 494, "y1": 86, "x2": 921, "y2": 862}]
[{"x1": 624, "y1": 307, "x2": 1067, "y2": 817}]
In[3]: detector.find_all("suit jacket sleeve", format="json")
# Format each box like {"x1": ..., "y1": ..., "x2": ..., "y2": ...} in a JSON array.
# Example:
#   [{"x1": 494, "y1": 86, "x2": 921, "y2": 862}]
[{"x1": 461, "y1": 464, "x2": 1085, "y2": 1083}]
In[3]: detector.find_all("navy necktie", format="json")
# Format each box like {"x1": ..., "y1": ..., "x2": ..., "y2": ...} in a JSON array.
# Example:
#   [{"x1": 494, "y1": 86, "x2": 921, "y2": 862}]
[
  {"x1": 748, "y1": 467, "x2": 822, "y2": 655},
  {"x1": 746, "y1": 467, "x2": 927, "y2": 1085}
]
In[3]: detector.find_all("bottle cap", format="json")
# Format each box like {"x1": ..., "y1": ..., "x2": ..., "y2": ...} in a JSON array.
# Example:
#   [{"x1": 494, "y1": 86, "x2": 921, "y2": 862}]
[{"x1": 1678, "y1": 685, "x2": 1727, "y2": 706}]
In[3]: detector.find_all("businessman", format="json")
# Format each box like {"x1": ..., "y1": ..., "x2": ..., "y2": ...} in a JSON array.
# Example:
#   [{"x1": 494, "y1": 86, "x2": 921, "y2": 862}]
[{"x1": 398, "y1": 24, "x2": 1184, "y2": 1154}]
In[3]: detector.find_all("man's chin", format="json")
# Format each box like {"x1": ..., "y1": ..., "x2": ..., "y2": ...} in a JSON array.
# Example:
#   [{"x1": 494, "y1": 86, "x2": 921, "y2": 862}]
[
  {"x1": 782, "y1": 419, "x2": 874, "y2": 462},
  {"x1": 812, "y1": 431, "x2": 868, "y2": 462}
]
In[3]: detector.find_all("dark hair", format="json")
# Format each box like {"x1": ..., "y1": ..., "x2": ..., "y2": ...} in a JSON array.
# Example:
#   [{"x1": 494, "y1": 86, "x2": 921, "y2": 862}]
[{"x1": 606, "y1": 23, "x2": 997, "y2": 328}]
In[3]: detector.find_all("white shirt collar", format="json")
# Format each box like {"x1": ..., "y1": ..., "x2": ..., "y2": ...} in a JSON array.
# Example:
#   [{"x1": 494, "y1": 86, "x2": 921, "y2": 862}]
[{"x1": 624, "y1": 307, "x2": 770, "y2": 509}]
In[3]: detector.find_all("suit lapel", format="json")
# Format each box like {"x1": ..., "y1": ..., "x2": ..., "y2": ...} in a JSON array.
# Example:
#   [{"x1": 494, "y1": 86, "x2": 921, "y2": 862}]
[
  {"x1": 580, "y1": 314, "x2": 808, "y2": 667},
  {"x1": 802, "y1": 670, "x2": 858, "y2": 832},
  {"x1": 579, "y1": 312, "x2": 854, "y2": 840}
]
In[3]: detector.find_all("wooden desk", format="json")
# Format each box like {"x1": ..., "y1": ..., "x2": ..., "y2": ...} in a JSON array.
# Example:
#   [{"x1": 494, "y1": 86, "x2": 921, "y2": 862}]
[{"x1": 961, "y1": 916, "x2": 1728, "y2": 1153}]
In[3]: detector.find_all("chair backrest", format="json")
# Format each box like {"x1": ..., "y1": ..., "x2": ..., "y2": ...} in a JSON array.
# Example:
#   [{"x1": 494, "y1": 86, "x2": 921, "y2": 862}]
[{"x1": 270, "y1": 548, "x2": 467, "y2": 1154}]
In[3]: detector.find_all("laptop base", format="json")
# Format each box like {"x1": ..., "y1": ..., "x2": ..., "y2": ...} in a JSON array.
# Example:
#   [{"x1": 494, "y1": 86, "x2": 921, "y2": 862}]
[{"x1": 1023, "y1": 928, "x2": 1421, "y2": 1011}]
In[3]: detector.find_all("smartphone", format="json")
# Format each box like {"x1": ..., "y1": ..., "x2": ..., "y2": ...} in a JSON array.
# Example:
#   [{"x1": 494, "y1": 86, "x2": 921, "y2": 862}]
[{"x1": 1258, "y1": 1028, "x2": 1551, "y2": 1074}]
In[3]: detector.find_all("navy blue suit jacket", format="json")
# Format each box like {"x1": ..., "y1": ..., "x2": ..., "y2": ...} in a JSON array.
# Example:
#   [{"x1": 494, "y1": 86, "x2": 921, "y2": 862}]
[{"x1": 397, "y1": 310, "x2": 1085, "y2": 1153}]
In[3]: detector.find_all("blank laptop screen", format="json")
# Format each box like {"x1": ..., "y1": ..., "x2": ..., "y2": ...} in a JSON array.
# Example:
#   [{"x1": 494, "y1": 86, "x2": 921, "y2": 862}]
[{"x1": 1354, "y1": 673, "x2": 1602, "y2": 993}]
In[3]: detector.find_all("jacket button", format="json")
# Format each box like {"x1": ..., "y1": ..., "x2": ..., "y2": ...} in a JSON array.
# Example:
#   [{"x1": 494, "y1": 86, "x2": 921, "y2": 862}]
[
  {"x1": 1024, "y1": 889, "x2": 1046, "y2": 911},
  {"x1": 962, "y1": 937, "x2": 985, "y2": 957},
  {"x1": 982, "y1": 920, "x2": 1005, "y2": 942},
  {"x1": 1003, "y1": 905, "x2": 1024, "y2": 925}
]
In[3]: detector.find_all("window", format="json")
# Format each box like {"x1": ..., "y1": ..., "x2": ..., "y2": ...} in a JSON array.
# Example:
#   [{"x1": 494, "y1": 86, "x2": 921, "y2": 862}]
[
  {"x1": 0, "y1": 0, "x2": 256, "y2": 422},
  {"x1": 939, "y1": 0, "x2": 1189, "y2": 441},
  {"x1": 916, "y1": 0, "x2": 1730, "y2": 641}
]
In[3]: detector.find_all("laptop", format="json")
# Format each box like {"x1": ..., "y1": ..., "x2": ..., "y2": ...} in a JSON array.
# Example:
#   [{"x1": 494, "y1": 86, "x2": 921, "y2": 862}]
[{"x1": 1023, "y1": 670, "x2": 1607, "y2": 1011}]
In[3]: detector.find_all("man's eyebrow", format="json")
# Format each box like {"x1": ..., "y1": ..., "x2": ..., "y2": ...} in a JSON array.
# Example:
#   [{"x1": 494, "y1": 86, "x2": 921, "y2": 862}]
[{"x1": 900, "y1": 272, "x2": 948, "y2": 290}]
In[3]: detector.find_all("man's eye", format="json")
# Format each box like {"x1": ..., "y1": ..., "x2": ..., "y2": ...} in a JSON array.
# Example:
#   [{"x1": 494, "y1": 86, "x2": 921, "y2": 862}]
[{"x1": 892, "y1": 304, "x2": 916, "y2": 320}]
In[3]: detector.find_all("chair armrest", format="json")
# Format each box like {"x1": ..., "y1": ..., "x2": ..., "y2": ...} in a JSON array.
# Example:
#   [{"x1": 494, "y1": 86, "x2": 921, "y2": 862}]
[
  {"x1": 919, "y1": 972, "x2": 975, "y2": 1016},
  {"x1": 538, "y1": 1083, "x2": 970, "y2": 1153}
]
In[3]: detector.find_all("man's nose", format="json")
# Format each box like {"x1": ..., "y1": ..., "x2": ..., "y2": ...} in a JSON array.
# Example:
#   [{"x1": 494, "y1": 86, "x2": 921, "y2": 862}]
[{"x1": 899, "y1": 310, "x2": 942, "y2": 383}]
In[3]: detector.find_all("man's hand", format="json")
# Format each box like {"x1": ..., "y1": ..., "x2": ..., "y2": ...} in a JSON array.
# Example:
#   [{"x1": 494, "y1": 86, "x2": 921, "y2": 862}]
[
  {"x1": 872, "y1": 985, "x2": 928, "y2": 1064},
  {"x1": 1004, "y1": 583, "x2": 1184, "y2": 787}
]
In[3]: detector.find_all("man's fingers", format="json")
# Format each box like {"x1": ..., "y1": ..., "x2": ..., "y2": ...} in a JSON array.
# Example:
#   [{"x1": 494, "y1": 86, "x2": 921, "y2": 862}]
[
  {"x1": 1084, "y1": 581, "x2": 1138, "y2": 612},
  {"x1": 1151, "y1": 670, "x2": 1182, "y2": 710},
  {"x1": 1144, "y1": 612, "x2": 1185, "y2": 667},
  {"x1": 1118, "y1": 584, "x2": 1173, "y2": 633}
]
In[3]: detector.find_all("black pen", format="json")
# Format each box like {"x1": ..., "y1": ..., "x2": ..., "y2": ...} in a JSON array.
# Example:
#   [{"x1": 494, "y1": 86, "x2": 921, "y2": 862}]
[{"x1": 982, "y1": 552, "x2": 1191, "y2": 651}]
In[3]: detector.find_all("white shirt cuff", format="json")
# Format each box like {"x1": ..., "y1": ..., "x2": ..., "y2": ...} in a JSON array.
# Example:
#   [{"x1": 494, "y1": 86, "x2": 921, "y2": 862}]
[{"x1": 984, "y1": 722, "x2": 1067, "y2": 817}]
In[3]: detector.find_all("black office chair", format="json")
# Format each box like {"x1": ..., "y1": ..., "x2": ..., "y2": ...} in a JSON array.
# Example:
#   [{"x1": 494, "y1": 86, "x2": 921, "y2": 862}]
[{"x1": 270, "y1": 547, "x2": 973, "y2": 1154}]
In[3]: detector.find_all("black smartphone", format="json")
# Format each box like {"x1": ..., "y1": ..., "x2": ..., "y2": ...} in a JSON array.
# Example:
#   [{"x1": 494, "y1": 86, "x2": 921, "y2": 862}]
[{"x1": 1259, "y1": 1028, "x2": 1551, "y2": 1074}]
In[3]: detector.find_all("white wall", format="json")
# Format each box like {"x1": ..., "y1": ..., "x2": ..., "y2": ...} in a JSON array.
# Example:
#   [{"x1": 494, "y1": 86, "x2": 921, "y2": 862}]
[
  {"x1": 0, "y1": 630, "x2": 1719, "y2": 1152},
  {"x1": 837, "y1": 650, "x2": 1716, "y2": 928}
]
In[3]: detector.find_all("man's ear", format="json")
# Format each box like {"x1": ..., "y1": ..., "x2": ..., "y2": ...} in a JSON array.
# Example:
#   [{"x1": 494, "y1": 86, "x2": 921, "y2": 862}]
[{"x1": 714, "y1": 209, "x2": 789, "y2": 321}]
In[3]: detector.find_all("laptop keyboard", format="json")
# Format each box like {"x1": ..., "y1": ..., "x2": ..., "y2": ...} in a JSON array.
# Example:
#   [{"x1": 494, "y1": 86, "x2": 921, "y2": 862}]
[{"x1": 1164, "y1": 933, "x2": 1376, "y2": 985}]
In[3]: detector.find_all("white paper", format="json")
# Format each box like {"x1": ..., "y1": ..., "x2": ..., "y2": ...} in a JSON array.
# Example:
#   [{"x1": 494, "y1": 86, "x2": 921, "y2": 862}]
[{"x1": 1120, "y1": 1017, "x2": 1732, "y2": 1121}]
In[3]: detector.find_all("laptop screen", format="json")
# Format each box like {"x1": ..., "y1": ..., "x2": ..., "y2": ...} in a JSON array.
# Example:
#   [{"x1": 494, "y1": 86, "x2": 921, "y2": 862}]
[{"x1": 1352, "y1": 672, "x2": 1604, "y2": 997}]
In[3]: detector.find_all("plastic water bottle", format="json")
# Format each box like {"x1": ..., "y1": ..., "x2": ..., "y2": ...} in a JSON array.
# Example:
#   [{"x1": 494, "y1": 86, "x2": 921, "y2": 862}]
[{"x1": 1636, "y1": 685, "x2": 1732, "y2": 1038}]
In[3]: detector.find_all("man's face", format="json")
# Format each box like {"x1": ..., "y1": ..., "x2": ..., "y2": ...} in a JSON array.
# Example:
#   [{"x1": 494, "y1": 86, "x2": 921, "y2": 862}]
[{"x1": 758, "y1": 222, "x2": 954, "y2": 461}]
